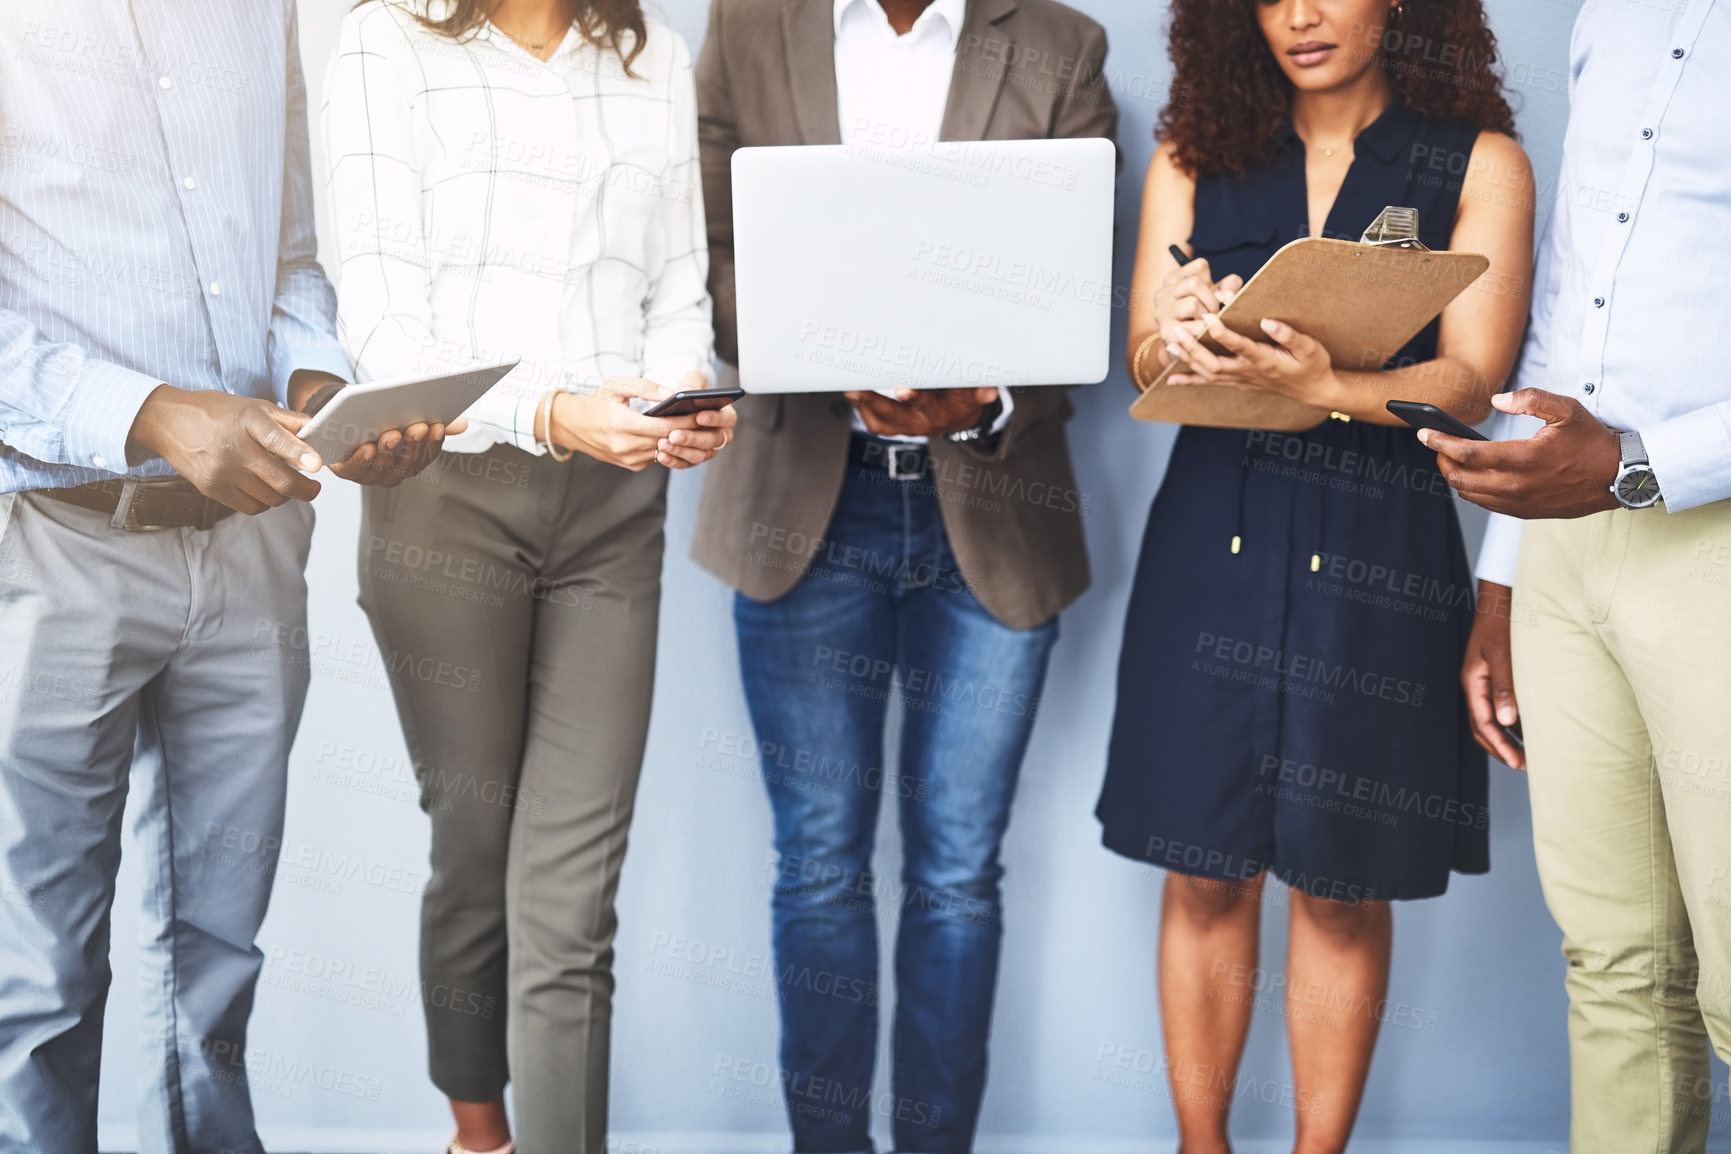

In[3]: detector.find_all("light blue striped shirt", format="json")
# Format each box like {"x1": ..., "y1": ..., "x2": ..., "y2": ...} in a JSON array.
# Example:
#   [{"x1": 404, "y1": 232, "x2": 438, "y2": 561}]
[{"x1": 0, "y1": 1, "x2": 351, "y2": 494}]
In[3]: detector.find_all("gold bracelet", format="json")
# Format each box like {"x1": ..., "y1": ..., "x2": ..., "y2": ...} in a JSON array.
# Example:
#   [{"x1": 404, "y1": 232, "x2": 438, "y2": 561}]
[
  {"x1": 1130, "y1": 332, "x2": 1163, "y2": 391},
  {"x1": 537, "y1": 390, "x2": 575, "y2": 462}
]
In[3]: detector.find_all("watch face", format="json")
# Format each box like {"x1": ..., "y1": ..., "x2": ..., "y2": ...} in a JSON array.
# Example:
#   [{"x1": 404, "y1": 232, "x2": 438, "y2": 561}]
[{"x1": 1616, "y1": 467, "x2": 1661, "y2": 508}]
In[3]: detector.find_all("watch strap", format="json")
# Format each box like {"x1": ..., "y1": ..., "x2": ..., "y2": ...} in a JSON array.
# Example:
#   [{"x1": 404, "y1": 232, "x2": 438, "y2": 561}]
[
  {"x1": 948, "y1": 397, "x2": 1003, "y2": 444},
  {"x1": 300, "y1": 380, "x2": 346, "y2": 417},
  {"x1": 1619, "y1": 429, "x2": 1649, "y2": 468}
]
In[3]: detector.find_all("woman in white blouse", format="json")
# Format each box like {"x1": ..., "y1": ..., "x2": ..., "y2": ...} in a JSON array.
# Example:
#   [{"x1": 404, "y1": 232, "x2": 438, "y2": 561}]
[{"x1": 324, "y1": 3, "x2": 731, "y2": 1151}]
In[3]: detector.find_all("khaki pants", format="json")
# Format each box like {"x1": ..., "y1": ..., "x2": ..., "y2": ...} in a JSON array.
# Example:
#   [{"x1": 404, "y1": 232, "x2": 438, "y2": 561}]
[{"x1": 1513, "y1": 501, "x2": 1731, "y2": 1154}]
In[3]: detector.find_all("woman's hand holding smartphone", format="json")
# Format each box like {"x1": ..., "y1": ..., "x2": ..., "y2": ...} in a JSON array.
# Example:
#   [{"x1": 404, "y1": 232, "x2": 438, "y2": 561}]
[{"x1": 539, "y1": 372, "x2": 739, "y2": 471}]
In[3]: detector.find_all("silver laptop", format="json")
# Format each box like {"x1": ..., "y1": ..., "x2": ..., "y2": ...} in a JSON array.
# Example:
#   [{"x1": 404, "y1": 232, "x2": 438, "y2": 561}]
[{"x1": 730, "y1": 138, "x2": 1115, "y2": 393}]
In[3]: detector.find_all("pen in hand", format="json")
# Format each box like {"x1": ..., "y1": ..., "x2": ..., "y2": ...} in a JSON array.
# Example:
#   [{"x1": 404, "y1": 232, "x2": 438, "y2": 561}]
[{"x1": 1169, "y1": 243, "x2": 1193, "y2": 267}]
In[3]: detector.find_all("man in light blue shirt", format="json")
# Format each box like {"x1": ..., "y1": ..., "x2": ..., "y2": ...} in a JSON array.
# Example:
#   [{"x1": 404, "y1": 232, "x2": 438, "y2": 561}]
[
  {"x1": 1424, "y1": 2, "x2": 1731, "y2": 1148},
  {"x1": 0, "y1": 5, "x2": 450, "y2": 1152}
]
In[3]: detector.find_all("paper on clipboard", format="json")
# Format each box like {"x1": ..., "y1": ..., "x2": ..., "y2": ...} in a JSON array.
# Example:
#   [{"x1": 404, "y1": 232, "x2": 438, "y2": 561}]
[{"x1": 1129, "y1": 218, "x2": 1489, "y2": 431}]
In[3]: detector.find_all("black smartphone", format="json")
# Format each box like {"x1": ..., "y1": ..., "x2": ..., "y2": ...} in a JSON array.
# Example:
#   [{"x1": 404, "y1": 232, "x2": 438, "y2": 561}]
[
  {"x1": 1500, "y1": 718, "x2": 1526, "y2": 754},
  {"x1": 1386, "y1": 400, "x2": 1488, "y2": 441},
  {"x1": 640, "y1": 386, "x2": 745, "y2": 418}
]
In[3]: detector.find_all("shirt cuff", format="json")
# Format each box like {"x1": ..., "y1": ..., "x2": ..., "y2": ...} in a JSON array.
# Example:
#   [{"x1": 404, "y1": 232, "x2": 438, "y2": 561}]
[
  {"x1": 271, "y1": 344, "x2": 353, "y2": 409},
  {"x1": 511, "y1": 389, "x2": 547, "y2": 456},
  {"x1": 1641, "y1": 401, "x2": 1731, "y2": 513},
  {"x1": 61, "y1": 359, "x2": 171, "y2": 474},
  {"x1": 989, "y1": 387, "x2": 1015, "y2": 435},
  {"x1": 1475, "y1": 512, "x2": 1525, "y2": 588}
]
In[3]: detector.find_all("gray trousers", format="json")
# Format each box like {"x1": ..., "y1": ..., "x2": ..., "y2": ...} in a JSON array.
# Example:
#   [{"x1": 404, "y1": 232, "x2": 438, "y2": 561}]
[
  {"x1": 0, "y1": 492, "x2": 314, "y2": 1154},
  {"x1": 357, "y1": 446, "x2": 665, "y2": 1154}
]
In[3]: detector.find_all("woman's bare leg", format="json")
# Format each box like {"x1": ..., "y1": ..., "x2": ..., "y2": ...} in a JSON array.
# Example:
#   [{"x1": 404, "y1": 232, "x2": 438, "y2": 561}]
[
  {"x1": 1285, "y1": 891, "x2": 1392, "y2": 1154},
  {"x1": 450, "y1": 1097, "x2": 512, "y2": 1151},
  {"x1": 1159, "y1": 871, "x2": 1266, "y2": 1154}
]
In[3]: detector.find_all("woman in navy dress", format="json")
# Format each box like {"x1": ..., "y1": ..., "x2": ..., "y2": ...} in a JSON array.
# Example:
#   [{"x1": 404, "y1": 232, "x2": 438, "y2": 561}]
[{"x1": 1099, "y1": 1, "x2": 1534, "y2": 1148}]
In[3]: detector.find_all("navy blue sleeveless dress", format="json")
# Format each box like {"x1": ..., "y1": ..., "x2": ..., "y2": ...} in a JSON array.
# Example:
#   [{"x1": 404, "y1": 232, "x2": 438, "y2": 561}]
[{"x1": 1097, "y1": 99, "x2": 1489, "y2": 902}]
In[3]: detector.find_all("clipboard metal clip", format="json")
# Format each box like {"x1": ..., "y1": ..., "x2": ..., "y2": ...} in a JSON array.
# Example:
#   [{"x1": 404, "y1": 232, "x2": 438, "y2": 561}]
[{"x1": 1360, "y1": 206, "x2": 1429, "y2": 251}]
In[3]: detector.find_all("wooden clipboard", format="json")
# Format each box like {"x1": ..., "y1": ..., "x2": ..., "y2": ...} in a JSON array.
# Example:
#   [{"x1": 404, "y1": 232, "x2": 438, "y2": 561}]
[{"x1": 1128, "y1": 237, "x2": 1489, "y2": 431}]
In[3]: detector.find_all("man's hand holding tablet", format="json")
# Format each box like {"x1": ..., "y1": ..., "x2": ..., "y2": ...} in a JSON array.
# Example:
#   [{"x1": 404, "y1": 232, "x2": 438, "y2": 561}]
[
  {"x1": 289, "y1": 369, "x2": 466, "y2": 489},
  {"x1": 124, "y1": 368, "x2": 476, "y2": 516}
]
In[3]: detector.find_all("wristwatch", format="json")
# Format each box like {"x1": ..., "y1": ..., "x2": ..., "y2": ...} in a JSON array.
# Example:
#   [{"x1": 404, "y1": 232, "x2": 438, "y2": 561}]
[
  {"x1": 948, "y1": 396, "x2": 1004, "y2": 445},
  {"x1": 1611, "y1": 430, "x2": 1662, "y2": 510},
  {"x1": 299, "y1": 380, "x2": 346, "y2": 417}
]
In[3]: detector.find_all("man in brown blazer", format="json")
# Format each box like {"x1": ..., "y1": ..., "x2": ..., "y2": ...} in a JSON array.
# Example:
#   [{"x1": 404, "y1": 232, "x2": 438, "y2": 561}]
[{"x1": 692, "y1": 0, "x2": 1115, "y2": 1148}]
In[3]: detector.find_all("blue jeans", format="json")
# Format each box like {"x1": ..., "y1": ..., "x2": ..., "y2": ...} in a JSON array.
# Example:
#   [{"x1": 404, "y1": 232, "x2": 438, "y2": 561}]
[{"x1": 734, "y1": 451, "x2": 1058, "y2": 1154}]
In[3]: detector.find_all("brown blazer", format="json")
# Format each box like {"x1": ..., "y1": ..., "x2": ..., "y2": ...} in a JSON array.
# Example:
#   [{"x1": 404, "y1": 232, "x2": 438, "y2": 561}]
[{"x1": 689, "y1": 0, "x2": 1118, "y2": 630}]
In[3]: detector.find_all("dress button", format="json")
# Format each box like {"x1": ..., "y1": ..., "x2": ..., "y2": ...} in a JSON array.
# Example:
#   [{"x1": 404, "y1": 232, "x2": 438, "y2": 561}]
[
  {"x1": 1641, "y1": 128, "x2": 1654, "y2": 140},
  {"x1": 158, "y1": 75, "x2": 172, "y2": 89},
  {"x1": 1617, "y1": 212, "x2": 1630, "y2": 223},
  {"x1": 1594, "y1": 297, "x2": 1605, "y2": 308},
  {"x1": 183, "y1": 176, "x2": 197, "y2": 190},
  {"x1": 92, "y1": 455, "x2": 107, "y2": 469},
  {"x1": 1583, "y1": 383, "x2": 1596, "y2": 395},
  {"x1": 209, "y1": 281, "x2": 222, "y2": 296}
]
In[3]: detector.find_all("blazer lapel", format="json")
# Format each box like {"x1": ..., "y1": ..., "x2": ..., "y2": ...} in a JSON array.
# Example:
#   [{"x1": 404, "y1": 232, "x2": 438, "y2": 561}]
[
  {"x1": 940, "y1": 0, "x2": 1016, "y2": 142},
  {"x1": 781, "y1": 0, "x2": 842, "y2": 145}
]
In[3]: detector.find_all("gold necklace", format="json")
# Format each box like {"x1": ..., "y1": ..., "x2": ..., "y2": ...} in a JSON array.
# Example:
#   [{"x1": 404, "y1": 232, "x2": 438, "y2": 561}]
[{"x1": 494, "y1": 19, "x2": 564, "y2": 55}]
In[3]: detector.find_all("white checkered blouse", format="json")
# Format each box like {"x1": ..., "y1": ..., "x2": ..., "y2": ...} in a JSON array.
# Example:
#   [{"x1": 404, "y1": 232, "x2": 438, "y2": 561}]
[{"x1": 323, "y1": 1, "x2": 714, "y2": 456}]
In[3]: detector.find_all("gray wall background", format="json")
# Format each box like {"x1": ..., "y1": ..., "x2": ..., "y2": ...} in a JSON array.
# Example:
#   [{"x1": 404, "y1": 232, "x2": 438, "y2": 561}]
[{"x1": 93, "y1": 0, "x2": 1731, "y2": 1149}]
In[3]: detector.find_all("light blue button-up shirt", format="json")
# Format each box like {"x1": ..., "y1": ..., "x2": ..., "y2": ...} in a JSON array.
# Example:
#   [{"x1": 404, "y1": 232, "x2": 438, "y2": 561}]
[
  {"x1": 0, "y1": 1, "x2": 351, "y2": 494},
  {"x1": 1478, "y1": 0, "x2": 1731, "y2": 584}
]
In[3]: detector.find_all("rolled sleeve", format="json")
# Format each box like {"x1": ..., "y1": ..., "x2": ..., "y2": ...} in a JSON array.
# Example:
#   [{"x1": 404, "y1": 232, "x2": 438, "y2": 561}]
[
  {"x1": 59, "y1": 359, "x2": 167, "y2": 473},
  {"x1": 1642, "y1": 401, "x2": 1731, "y2": 513},
  {"x1": 270, "y1": 341, "x2": 353, "y2": 409}
]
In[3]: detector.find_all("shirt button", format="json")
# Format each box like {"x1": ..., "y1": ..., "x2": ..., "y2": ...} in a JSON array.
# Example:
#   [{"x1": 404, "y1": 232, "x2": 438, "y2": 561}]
[
  {"x1": 1617, "y1": 212, "x2": 1630, "y2": 223},
  {"x1": 1673, "y1": 48, "x2": 1685, "y2": 59},
  {"x1": 158, "y1": 75, "x2": 173, "y2": 89},
  {"x1": 183, "y1": 176, "x2": 197, "y2": 191},
  {"x1": 209, "y1": 281, "x2": 222, "y2": 296},
  {"x1": 1583, "y1": 383, "x2": 1596, "y2": 395},
  {"x1": 1641, "y1": 128, "x2": 1654, "y2": 140},
  {"x1": 92, "y1": 454, "x2": 107, "y2": 469},
  {"x1": 1594, "y1": 297, "x2": 1605, "y2": 308}
]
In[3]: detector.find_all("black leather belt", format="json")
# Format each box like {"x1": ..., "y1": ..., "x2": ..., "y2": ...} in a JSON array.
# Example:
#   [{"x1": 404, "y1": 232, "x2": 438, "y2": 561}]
[
  {"x1": 39, "y1": 477, "x2": 233, "y2": 531},
  {"x1": 850, "y1": 435, "x2": 929, "y2": 481}
]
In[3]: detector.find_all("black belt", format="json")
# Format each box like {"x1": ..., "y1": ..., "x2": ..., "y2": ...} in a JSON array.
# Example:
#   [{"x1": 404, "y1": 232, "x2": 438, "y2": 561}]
[
  {"x1": 39, "y1": 477, "x2": 233, "y2": 531},
  {"x1": 850, "y1": 435, "x2": 930, "y2": 481}
]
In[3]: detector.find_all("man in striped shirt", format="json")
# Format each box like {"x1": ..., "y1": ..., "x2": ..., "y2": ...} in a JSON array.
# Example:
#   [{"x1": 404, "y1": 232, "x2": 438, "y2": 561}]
[{"x1": 0, "y1": 5, "x2": 446, "y2": 1152}]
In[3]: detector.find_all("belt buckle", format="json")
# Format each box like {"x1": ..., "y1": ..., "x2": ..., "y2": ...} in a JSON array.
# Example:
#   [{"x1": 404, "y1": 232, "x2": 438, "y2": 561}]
[{"x1": 885, "y1": 443, "x2": 925, "y2": 482}]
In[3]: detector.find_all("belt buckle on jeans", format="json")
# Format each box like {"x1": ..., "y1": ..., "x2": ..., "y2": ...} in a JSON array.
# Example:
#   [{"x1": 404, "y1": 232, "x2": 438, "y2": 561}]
[{"x1": 885, "y1": 443, "x2": 925, "y2": 482}]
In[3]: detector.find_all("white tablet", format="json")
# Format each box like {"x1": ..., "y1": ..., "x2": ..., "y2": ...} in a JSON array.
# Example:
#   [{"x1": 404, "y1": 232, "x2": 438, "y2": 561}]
[{"x1": 300, "y1": 361, "x2": 519, "y2": 464}]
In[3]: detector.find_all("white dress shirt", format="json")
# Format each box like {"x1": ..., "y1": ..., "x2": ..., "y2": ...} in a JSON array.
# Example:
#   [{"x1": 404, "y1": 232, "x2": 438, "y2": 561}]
[
  {"x1": 324, "y1": 1, "x2": 713, "y2": 456},
  {"x1": 833, "y1": 0, "x2": 1012, "y2": 443},
  {"x1": 1476, "y1": 0, "x2": 1731, "y2": 585}
]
